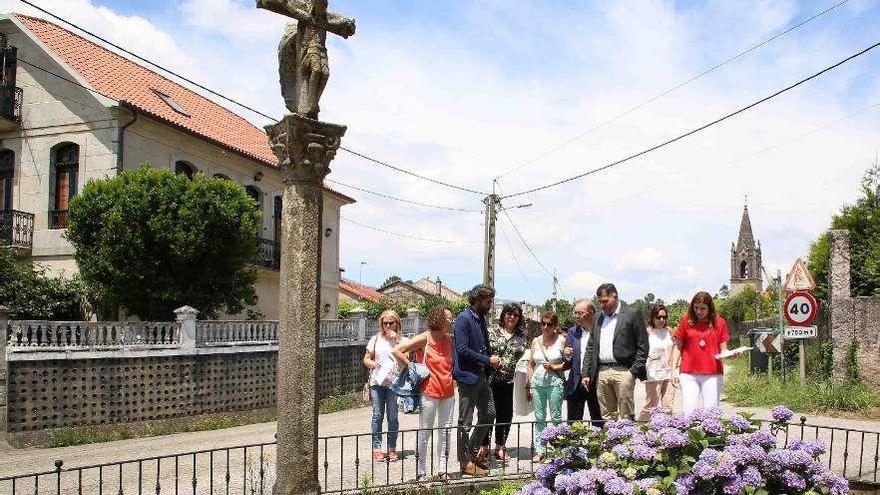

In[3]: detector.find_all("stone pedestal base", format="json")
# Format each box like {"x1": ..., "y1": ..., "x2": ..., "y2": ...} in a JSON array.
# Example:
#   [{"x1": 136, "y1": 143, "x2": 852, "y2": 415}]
[{"x1": 268, "y1": 113, "x2": 346, "y2": 495}]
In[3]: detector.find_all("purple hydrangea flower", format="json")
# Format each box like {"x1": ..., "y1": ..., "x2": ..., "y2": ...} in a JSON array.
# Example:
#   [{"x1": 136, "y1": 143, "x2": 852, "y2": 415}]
[
  {"x1": 771, "y1": 405, "x2": 795, "y2": 423},
  {"x1": 660, "y1": 430, "x2": 688, "y2": 449},
  {"x1": 727, "y1": 414, "x2": 751, "y2": 432}
]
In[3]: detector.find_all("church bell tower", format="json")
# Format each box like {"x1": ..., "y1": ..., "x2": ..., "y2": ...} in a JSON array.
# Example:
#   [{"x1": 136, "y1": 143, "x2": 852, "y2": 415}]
[{"x1": 730, "y1": 202, "x2": 763, "y2": 294}]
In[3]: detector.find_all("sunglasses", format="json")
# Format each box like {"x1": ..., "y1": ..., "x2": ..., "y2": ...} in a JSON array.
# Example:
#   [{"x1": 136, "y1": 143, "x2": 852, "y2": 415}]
[
  {"x1": 656, "y1": 315, "x2": 668, "y2": 320},
  {"x1": 382, "y1": 321, "x2": 396, "y2": 326}
]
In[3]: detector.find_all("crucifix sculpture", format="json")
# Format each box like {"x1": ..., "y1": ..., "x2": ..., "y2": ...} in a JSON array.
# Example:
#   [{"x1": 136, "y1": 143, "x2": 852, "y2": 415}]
[
  {"x1": 257, "y1": 1, "x2": 354, "y2": 494},
  {"x1": 258, "y1": 0, "x2": 355, "y2": 119}
]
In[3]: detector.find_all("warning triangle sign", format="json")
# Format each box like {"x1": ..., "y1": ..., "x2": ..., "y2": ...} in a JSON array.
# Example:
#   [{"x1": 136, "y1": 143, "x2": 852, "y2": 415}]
[{"x1": 783, "y1": 257, "x2": 816, "y2": 292}]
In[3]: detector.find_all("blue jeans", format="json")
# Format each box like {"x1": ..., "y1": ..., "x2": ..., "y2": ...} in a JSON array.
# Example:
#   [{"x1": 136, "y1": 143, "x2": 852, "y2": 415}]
[{"x1": 370, "y1": 385, "x2": 399, "y2": 450}]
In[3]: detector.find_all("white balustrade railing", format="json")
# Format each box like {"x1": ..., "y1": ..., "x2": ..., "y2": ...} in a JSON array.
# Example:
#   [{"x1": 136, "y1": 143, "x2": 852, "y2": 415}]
[
  {"x1": 196, "y1": 320, "x2": 279, "y2": 345},
  {"x1": 319, "y1": 319, "x2": 358, "y2": 343},
  {"x1": 6, "y1": 321, "x2": 179, "y2": 348},
  {"x1": 4, "y1": 308, "x2": 424, "y2": 354}
]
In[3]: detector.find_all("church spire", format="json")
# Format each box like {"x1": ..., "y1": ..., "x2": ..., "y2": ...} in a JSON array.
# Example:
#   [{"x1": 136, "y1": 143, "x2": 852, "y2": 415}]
[{"x1": 736, "y1": 203, "x2": 756, "y2": 251}]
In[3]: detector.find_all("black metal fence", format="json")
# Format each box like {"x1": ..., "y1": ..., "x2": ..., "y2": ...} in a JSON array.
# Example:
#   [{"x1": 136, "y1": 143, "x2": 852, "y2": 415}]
[{"x1": 2, "y1": 419, "x2": 879, "y2": 494}]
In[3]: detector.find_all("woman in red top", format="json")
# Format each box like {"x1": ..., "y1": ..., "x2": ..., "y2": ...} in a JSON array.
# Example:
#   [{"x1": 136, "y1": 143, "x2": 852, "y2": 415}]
[
  {"x1": 392, "y1": 306, "x2": 455, "y2": 481},
  {"x1": 671, "y1": 292, "x2": 738, "y2": 415}
]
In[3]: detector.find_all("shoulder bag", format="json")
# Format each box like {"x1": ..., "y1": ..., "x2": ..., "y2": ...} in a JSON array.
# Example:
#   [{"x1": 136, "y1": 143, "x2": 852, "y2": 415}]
[{"x1": 361, "y1": 335, "x2": 378, "y2": 402}]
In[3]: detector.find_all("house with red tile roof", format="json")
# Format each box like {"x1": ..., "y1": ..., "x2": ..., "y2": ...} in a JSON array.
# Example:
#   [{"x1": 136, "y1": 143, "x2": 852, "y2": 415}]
[
  {"x1": 0, "y1": 13, "x2": 355, "y2": 319},
  {"x1": 338, "y1": 279, "x2": 384, "y2": 304}
]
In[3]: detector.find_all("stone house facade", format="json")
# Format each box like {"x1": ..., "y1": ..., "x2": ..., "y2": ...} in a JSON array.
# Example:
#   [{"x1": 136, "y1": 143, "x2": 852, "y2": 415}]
[{"x1": 0, "y1": 13, "x2": 354, "y2": 319}]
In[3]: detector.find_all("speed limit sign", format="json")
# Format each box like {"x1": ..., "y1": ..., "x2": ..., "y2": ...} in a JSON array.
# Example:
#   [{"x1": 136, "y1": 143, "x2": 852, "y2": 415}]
[{"x1": 784, "y1": 291, "x2": 818, "y2": 326}]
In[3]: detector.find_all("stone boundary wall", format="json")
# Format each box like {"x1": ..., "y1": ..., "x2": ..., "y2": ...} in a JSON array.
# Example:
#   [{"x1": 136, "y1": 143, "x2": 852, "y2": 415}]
[
  {"x1": 4, "y1": 344, "x2": 366, "y2": 433},
  {"x1": 828, "y1": 230, "x2": 880, "y2": 389}
]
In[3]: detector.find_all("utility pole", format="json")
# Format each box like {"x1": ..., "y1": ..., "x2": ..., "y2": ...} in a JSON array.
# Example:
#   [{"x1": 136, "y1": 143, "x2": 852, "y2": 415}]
[
  {"x1": 483, "y1": 193, "x2": 499, "y2": 288},
  {"x1": 552, "y1": 268, "x2": 558, "y2": 312}
]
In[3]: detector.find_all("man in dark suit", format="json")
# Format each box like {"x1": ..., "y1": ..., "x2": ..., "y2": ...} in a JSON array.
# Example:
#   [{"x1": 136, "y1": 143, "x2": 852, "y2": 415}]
[
  {"x1": 453, "y1": 284, "x2": 501, "y2": 476},
  {"x1": 581, "y1": 283, "x2": 648, "y2": 420},
  {"x1": 563, "y1": 299, "x2": 601, "y2": 422}
]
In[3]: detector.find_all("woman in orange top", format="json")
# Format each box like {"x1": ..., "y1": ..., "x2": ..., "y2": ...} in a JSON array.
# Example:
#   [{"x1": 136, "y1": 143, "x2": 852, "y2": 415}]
[{"x1": 393, "y1": 305, "x2": 456, "y2": 481}]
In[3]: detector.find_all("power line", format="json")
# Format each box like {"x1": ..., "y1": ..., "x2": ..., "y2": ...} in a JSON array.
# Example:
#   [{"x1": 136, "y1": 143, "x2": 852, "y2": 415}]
[
  {"x1": 338, "y1": 148, "x2": 487, "y2": 196},
  {"x1": 341, "y1": 216, "x2": 480, "y2": 244},
  {"x1": 18, "y1": 58, "x2": 119, "y2": 102},
  {"x1": 727, "y1": 101, "x2": 880, "y2": 166},
  {"x1": 325, "y1": 178, "x2": 481, "y2": 212},
  {"x1": 19, "y1": 0, "x2": 279, "y2": 122},
  {"x1": 497, "y1": 219, "x2": 538, "y2": 296},
  {"x1": 19, "y1": 0, "x2": 488, "y2": 196},
  {"x1": 494, "y1": 0, "x2": 850, "y2": 179},
  {"x1": 501, "y1": 39, "x2": 880, "y2": 199}
]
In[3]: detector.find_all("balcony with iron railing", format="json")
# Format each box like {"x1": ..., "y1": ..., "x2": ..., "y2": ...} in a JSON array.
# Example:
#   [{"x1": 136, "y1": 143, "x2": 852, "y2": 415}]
[
  {"x1": 250, "y1": 237, "x2": 280, "y2": 270},
  {"x1": 0, "y1": 85, "x2": 22, "y2": 131},
  {"x1": 0, "y1": 209, "x2": 34, "y2": 249}
]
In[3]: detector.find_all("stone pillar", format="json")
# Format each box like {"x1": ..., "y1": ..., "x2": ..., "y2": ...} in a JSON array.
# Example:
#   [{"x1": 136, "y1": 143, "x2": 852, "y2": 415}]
[
  {"x1": 407, "y1": 307, "x2": 420, "y2": 336},
  {"x1": 350, "y1": 307, "x2": 368, "y2": 343},
  {"x1": 0, "y1": 305, "x2": 8, "y2": 433},
  {"x1": 175, "y1": 305, "x2": 199, "y2": 351},
  {"x1": 268, "y1": 114, "x2": 346, "y2": 495},
  {"x1": 828, "y1": 229, "x2": 853, "y2": 380}
]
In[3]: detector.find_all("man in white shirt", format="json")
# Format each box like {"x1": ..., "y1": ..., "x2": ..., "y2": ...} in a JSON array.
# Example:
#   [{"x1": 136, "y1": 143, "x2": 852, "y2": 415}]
[
  {"x1": 563, "y1": 299, "x2": 601, "y2": 422},
  {"x1": 580, "y1": 283, "x2": 649, "y2": 420}
]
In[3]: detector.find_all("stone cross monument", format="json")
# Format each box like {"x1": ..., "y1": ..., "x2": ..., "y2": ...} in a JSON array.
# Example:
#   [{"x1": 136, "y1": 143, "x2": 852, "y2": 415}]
[{"x1": 256, "y1": 1, "x2": 355, "y2": 493}]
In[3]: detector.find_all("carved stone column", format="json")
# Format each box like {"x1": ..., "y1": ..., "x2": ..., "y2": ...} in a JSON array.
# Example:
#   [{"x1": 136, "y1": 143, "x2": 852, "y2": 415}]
[{"x1": 269, "y1": 114, "x2": 346, "y2": 495}]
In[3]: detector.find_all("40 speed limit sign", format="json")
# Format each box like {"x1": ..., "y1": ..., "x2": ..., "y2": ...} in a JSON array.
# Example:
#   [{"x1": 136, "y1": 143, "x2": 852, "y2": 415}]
[{"x1": 784, "y1": 290, "x2": 818, "y2": 326}]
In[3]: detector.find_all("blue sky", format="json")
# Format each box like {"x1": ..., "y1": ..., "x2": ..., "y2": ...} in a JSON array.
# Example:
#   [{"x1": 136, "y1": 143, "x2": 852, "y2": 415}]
[{"x1": 5, "y1": 0, "x2": 880, "y2": 304}]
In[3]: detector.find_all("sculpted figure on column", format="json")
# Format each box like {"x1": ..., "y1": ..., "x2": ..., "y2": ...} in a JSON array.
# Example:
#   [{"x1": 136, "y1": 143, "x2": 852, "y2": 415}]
[{"x1": 258, "y1": 0, "x2": 356, "y2": 119}]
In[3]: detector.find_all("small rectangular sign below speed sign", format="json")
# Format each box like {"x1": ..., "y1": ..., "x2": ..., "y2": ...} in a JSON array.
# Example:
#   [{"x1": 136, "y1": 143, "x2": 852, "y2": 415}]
[{"x1": 783, "y1": 326, "x2": 817, "y2": 339}]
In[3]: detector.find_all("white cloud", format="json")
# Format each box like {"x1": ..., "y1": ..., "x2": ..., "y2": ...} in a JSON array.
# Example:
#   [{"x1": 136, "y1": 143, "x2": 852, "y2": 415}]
[{"x1": 616, "y1": 248, "x2": 667, "y2": 272}]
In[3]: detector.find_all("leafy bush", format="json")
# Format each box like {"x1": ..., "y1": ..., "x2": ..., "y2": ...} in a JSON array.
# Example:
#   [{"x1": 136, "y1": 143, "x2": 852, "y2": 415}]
[
  {"x1": 0, "y1": 247, "x2": 92, "y2": 319},
  {"x1": 807, "y1": 160, "x2": 880, "y2": 301},
  {"x1": 519, "y1": 408, "x2": 848, "y2": 494},
  {"x1": 65, "y1": 166, "x2": 261, "y2": 320}
]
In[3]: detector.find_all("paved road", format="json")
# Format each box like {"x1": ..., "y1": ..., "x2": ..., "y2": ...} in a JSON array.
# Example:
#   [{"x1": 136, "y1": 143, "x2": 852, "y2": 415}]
[{"x1": 2, "y1": 382, "x2": 879, "y2": 494}]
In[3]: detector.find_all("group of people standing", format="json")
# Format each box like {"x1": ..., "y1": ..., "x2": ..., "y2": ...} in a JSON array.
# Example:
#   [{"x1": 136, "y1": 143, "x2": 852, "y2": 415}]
[{"x1": 363, "y1": 282, "x2": 739, "y2": 478}]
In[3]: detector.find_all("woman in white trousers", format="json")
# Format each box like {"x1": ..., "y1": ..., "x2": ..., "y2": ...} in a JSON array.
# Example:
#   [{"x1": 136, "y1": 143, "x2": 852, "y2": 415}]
[
  {"x1": 392, "y1": 306, "x2": 456, "y2": 481},
  {"x1": 671, "y1": 292, "x2": 740, "y2": 415}
]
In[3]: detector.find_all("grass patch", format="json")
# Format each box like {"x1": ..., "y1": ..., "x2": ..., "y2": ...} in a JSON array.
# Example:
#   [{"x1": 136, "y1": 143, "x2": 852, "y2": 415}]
[
  {"x1": 45, "y1": 410, "x2": 277, "y2": 448},
  {"x1": 478, "y1": 481, "x2": 527, "y2": 494},
  {"x1": 724, "y1": 355, "x2": 880, "y2": 415},
  {"x1": 320, "y1": 392, "x2": 366, "y2": 414},
  {"x1": 46, "y1": 425, "x2": 134, "y2": 448}
]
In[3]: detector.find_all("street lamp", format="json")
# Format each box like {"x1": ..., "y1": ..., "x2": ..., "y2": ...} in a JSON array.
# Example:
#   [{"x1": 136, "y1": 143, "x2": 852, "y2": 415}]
[{"x1": 359, "y1": 260, "x2": 367, "y2": 285}]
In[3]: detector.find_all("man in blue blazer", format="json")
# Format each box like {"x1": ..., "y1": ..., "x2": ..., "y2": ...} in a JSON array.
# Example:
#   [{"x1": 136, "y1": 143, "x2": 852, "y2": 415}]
[
  {"x1": 454, "y1": 284, "x2": 501, "y2": 476},
  {"x1": 563, "y1": 299, "x2": 601, "y2": 422}
]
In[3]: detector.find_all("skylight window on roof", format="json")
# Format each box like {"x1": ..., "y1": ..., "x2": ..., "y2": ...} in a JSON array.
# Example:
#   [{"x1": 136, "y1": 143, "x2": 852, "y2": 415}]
[{"x1": 152, "y1": 89, "x2": 190, "y2": 117}]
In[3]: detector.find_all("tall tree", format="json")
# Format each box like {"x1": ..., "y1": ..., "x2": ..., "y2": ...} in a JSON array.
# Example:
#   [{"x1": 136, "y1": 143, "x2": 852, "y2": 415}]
[
  {"x1": 65, "y1": 166, "x2": 261, "y2": 320},
  {"x1": 808, "y1": 161, "x2": 880, "y2": 301},
  {"x1": 381, "y1": 275, "x2": 402, "y2": 287}
]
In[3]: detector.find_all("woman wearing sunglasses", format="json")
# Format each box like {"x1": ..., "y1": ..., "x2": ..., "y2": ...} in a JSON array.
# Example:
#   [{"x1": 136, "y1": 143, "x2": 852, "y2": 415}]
[
  {"x1": 527, "y1": 311, "x2": 567, "y2": 462},
  {"x1": 638, "y1": 304, "x2": 676, "y2": 421},
  {"x1": 363, "y1": 309, "x2": 403, "y2": 462}
]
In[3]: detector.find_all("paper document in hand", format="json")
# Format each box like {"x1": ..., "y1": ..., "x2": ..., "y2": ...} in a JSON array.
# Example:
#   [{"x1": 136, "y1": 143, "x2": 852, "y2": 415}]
[
  {"x1": 374, "y1": 356, "x2": 397, "y2": 385},
  {"x1": 715, "y1": 346, "x2": 752, "y2": 359}
]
